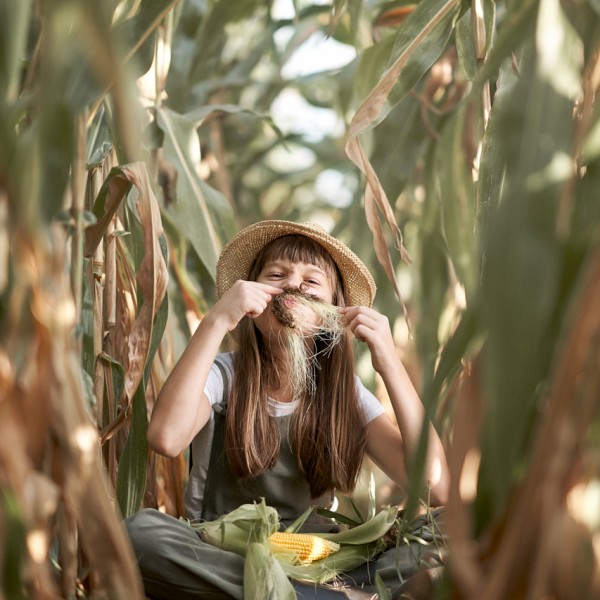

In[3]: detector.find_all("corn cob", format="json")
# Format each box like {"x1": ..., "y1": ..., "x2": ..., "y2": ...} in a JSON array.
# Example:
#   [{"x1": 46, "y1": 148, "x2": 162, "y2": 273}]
[{"x1": 268, "y1": 532, "x2": 340, "y2": 564}]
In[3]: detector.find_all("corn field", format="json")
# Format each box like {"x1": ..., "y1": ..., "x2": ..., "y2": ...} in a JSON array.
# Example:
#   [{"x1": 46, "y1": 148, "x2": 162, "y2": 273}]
[{"x1": 1, "y1": 0, "x2": 599, "y2": 598}]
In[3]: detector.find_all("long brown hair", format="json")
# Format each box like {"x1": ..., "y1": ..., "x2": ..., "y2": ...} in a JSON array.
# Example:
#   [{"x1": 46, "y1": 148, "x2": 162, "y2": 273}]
[{"x1": 225, "y1": 235, "x2": 367, "y2": 498}]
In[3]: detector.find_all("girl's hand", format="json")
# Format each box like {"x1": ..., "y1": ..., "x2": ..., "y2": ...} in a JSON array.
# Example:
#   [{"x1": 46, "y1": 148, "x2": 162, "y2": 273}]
[
  {"x1": 212, "y1": 280, "x2": 283, "y2": 332},
  {"x1": 339, "y1": 306, "x2": 396, "y2": 374},
  {"x1": 341, "y1": 305, "x2": 451, "y2": 505}
]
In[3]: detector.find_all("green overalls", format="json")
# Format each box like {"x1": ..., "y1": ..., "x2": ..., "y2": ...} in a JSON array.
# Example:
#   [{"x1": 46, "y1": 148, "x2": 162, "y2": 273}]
[{"x1": 198, "y1": 403, "x2": 334, "y2": 528}]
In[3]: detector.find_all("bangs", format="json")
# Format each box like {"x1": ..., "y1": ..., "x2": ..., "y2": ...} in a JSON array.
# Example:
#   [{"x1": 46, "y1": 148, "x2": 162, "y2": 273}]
[
  {"x1": 260, "y1": 235, "x2": 334, "y2": 270},
  {"x1": 250, "y1": 235, "x2": 345, "y2": 304}
]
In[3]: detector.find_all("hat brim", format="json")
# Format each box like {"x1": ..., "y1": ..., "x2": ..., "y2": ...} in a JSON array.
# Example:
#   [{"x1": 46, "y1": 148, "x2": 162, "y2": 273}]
[{"x1": 216, "y1": 220, "x2": 376, "y2": 307}]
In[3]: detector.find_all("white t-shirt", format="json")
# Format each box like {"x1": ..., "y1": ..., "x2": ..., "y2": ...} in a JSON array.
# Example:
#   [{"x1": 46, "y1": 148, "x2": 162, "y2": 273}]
[{"x1": 183, "y1": 352, "x2": 385, "y2": 519}]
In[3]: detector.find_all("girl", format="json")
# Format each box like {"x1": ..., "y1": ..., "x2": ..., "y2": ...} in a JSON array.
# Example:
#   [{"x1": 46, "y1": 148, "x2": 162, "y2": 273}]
[{"x1": 126, "y1": 220, "x2": 449, "y2": 599}]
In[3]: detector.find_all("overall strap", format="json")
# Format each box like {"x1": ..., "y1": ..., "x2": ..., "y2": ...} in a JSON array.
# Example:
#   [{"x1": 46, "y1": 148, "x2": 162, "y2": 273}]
[
  {"x1": 199, "y1": 356, "x2": 230, "y2": 521},
  {"x1": 212, "y1": 356, "x2": 230, "y2": 413},
  {"x1": 188, "y1": 356, "x2": 230, "y2": 475}
]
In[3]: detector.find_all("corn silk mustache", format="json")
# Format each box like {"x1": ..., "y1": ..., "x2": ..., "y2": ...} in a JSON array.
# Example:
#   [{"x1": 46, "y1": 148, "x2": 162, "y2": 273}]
[{"x1": 270, "y1": 290, "x2": 345, "y2": 399}]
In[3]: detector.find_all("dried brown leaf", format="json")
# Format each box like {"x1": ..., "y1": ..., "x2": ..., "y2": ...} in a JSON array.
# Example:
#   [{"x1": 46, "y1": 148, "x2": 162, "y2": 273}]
[
  {"x1": 122, "y1": 164, "x2": 169, "y2": 403},
  {"x1": 3, "y1": 229, "x2": 145, "y2": 598},
  {"x1": 346, "y1": 0, "x2": 461, "y2": 319}
]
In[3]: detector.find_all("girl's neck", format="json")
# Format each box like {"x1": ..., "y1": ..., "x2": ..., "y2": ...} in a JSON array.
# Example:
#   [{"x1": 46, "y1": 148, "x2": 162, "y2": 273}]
[
  {"x1": 267, "y1": 386, "x2": 295, "y2": 403},
  {"x1": 268, "y1": 369, "x2": 295, "y2": 403}
]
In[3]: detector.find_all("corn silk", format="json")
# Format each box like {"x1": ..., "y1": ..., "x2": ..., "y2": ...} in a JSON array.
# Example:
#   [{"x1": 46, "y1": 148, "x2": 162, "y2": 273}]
[{"x1": 270, "y1": 290, "x2": 345, "y2": 400}]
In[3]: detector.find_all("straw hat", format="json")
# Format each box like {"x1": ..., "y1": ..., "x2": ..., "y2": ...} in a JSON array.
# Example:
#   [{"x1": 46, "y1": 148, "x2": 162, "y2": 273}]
[{"x1": 216, "y1": 220, "x2": 376, "y2": 307}]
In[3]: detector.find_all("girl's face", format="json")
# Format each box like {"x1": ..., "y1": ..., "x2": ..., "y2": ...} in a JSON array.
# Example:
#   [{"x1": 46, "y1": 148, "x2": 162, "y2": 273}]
[
  {"x1": 257, "y1": 259, "x2": 334, "y2": 302},
  {"x1": 253, "y1": 258, "x2": 334, "y2": 340}
]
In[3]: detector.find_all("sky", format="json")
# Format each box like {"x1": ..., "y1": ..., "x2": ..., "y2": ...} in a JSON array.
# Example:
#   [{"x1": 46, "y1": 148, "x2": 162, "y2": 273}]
[
  {"x1": 270, "y1": 0, "x2": 356, "y2": 140},
  {"x1": 268, "y1": 0, "x2": 359, "y2": 210}
]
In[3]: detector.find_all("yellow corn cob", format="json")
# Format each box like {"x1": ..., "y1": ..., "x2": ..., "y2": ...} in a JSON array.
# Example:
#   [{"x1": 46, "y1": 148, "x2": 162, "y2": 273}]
[{"x1": 268, "y1": 532, "x2": 340, "y2": 564}]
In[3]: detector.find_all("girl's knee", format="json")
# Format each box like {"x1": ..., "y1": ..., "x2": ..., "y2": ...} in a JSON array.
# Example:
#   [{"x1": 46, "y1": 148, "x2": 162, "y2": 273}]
[{"x1": 124, "y1": 509, "x2": 170, "y2": 558}]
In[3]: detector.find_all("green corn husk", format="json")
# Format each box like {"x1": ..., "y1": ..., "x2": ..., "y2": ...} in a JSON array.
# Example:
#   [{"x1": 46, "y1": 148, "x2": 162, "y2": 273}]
[
  {"x1": 193, "y1": 499, "x2": 280, "y2": 555},
  {"x1": 278, "y1": 542, "x2": 385, "y2": 584},
  {"x1": 190, "y1": 499, "x2": 399, "y2": 587},
  {"x1": 320, "y1": 505, "x2": 398, "y2": 545},
  {"x1": 244, "y1": 542, "x2": 296, "y2": 600}
]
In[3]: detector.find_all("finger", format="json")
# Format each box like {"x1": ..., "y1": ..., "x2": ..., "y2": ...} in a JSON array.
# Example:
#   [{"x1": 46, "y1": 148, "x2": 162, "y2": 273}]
[
  {"x1": 345, "y1": 312, "x2": 379, "y2": 333},
  {"x1": 255, "y1": 283, "x2": 285, "y2": 295},
  {"x1": 353, "y1": 324, "x2": 373, "y2": 343},
  {"x1": 246, "y1": 298, "x2": 269, "y2": 318},
  {"x1": 338, "y1": 306, "x2": 360, "y2": 325},
  {"x1": 339, "y1": 306, "x2": 379, "y2": 323}
]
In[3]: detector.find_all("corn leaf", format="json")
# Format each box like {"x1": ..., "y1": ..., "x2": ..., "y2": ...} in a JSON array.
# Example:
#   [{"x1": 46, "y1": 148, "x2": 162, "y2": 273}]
[
  {"x1": 34, "y1": 98, "x2": 74, "y2": 224},
  {"x1": 0, "y1": 0, "x2": 33, "y2": 103},
  {"x1": 99, "y1": 352, "x2": 126, "y2": 421},
  {"x1": 352, "y1": 35, "x2": 396, "y2": 110},
  {"x1": 477, "y1": 59, "x2": 519, "y2": 228},
  {"x1": 346, "y1": 0, "x2": 464, "y2": 310},
  {"x1": 193, "y1": 499, "x2": 281, "y2": 553},
  {"x1": 349, "y1": 0, "x2": 463, "y2": 136},
  {"x1": 478, "y1": 46, "x2": 574, "y2": 515},
  {"x1": 375, "y1": 571, "x2": 392, "y2": 600},
  {"x1": 279, "y1": 543, "x2": 383, "y2": 584},
  {"x1": 536, "y1": 0, "x2": 583, "y2": 100},
  {"x1": 115, "y1": 0, "x2": 180, "y2": 74},
  {"x1": 367, "y1": 472, "x2": 377, "y2": 521},
  {"x1": 320, "y1": 505, "x2": 397, "y2": 544},
  {"x1": 85, "y1": 167, "x2": 132, "y2": 256},
  {"x1": 115, "y1": 378, "x2": 149, "y2": 518},
  {"x1": 415, "y1": 178, "x2": 453, "y2": 396},
  {"x1": 166, "y1": 0, "x2": 264, "y2": 111},
  {"x1": 1, "y1": 490, "x2": 27, "y2": 600},
  {"x1": 471, "y1": 0, "x2": 538, "y2": 93},
  {"x1": 116, "y1": 280, "x2": 168, "y2": 517},
  {"x1": 455, "y1": 1, "x2": 495, "y2": 81},
  {"x1": 346, "y1": 495, "x2": 366, "y2": 524},
  {"x1": 244, "y1": 542, "x2": 296, "y2": 600},
  {"x1": 367, "y1": 90, "x2": 428, "y2": 204},
  {"x1": 108, "y1": 164, "x2": 168, "y2": 517},
  {"x1": 156, "y1": 106, "x2": 234, "y2": 279},
  {"x1": 285, "y1": 505, "x2": 316, "y2": 533},
  {"x1": 421, "y1": 306, "x2": 479, "y2": 411},
  {"x1": 434, "y1": 102, "x2": 480, "y2": 298},
  {"x1": 313, "y1": 506, "x2": 362, "y2": 528}
]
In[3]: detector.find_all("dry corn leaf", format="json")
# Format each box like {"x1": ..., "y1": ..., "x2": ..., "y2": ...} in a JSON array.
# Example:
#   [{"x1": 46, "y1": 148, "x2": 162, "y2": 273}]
[
  {"x1": 123, "y1": 164, "x2": 168, "y2": 401},
  {"x1": 346, "y1": 0, "x2": 462, "y2": 319}
]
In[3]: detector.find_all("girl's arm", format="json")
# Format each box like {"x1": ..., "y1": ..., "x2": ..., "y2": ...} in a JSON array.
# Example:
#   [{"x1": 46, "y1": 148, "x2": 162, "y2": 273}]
[
  {"x1": 340, "y1": 306, "x2": 450, "y2": 506},
  {"x1": 148, "y1": 280, "x2": 282, "y2": 457}
]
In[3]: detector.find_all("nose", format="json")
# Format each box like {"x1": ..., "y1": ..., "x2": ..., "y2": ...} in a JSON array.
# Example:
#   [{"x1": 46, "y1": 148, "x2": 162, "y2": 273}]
[{"x1": 285, "y1": 272, "x2": 304, "y2": 290}]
